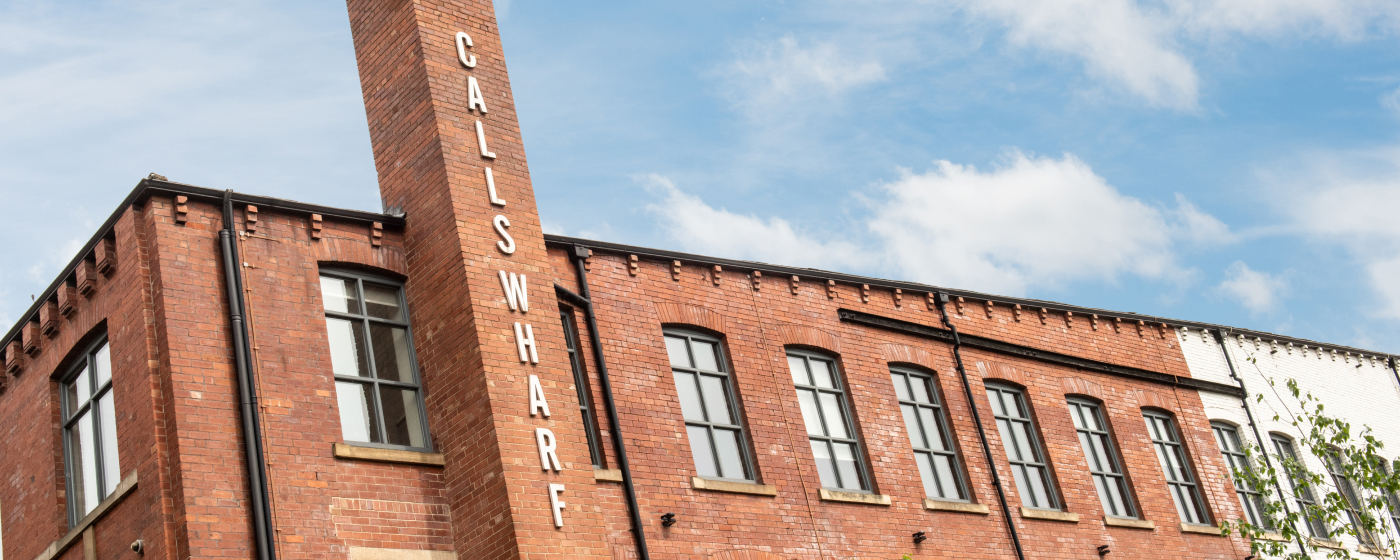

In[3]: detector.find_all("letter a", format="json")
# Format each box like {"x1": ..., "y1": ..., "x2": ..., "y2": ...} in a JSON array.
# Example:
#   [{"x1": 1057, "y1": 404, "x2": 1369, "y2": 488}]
[
  {"x1": 467, "y1": 76, "x2": 489, "y2": 114},
  {"x1": 499, "y1": 271, "x2": 529, "y2": 312},
  {"x1": 529, "y1": 374, "x2": 551, "y2": 417}
]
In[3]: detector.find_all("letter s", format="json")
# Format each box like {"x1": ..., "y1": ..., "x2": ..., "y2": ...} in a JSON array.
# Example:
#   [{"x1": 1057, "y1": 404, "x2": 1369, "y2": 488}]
[{"x1": 494, "y1": 215, "x2": 515, "y2": 254}]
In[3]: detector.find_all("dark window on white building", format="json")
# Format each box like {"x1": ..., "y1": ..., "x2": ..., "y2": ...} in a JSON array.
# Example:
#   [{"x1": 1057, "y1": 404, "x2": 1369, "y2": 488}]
[
  {"x1": 891, "y1": 367, "x2": 966, "y2": 501},
  {"x1": 1212, "y1": 422, "x2": 1271, "y2": 529},
  {"x1": 1070, "y1": 399, "x2": 1135, "y2": 518},
  {"x1": 987, "y1": 383, "x2": 1058, "y2": 510},
  {"x1": 320, "y1": 271, "x2": 430, "y2": 451},
  {"x1": 1145, "y1": 411, "x2": 1209, "y2": 525},
  {"x1": 789, "y1": 350, "x2": 869, "y2": 492},
  {"x1": 61, "y1": 337, "x2": 119, "y2": 527},
  {"x1": 665, "y1": 329, "x2": 754, "y2": 482},
  {"x1": 1324, "y1": 447, "x2": 1378, "y2": 546},
  {"x1": 1272, "y1": 434, "x2": 1329, "y2": 538}
]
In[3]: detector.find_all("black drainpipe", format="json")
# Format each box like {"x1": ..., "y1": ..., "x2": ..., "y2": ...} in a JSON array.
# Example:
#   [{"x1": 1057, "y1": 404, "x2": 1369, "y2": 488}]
[
  {"x1": 1212, "y1": 329, "x2": 1306, "y2": 556},
  {"x1": 935, "y1": 292, "x2": 1026, "y2": 560},
  {"x1": 564, "y1": 246, "x2": 650, "y2": 560},
  {"x1": 219, "y1": 190, "x2": 278, "y2": 560}
]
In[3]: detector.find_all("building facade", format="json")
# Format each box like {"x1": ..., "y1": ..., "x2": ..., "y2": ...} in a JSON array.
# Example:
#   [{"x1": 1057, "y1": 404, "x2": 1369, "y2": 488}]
[{"x1": 0, "y1": 1, "x2": 1397, "y2": 560}]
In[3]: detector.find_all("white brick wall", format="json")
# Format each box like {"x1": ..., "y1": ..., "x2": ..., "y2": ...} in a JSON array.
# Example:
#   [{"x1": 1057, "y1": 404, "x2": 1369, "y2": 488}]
[{"x1": 1178, "y1": 326, "x2": 1400, "y2": 558}]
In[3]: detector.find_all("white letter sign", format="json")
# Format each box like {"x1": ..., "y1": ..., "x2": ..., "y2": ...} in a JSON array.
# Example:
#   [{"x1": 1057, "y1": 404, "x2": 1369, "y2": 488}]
[
  {"x1": 493, "y1": 215, "x2": 515, "y2": 254},
  {"x1": 514, "y1": 322, "x2": 539, "y2": 364},
  {"x1": 455, "y1": 32, "x2": 476, "y2": 68},
  {"x1": 528, "y1": 374, "x2": 551, "y2": 417},
  {"x1": 498, "y1": 271, "x2": 529, "y2": 312},
  {"x1": 536, "y1": 428, "x2": 562, "y2": 472},
  {"x1": 485, "y1": 168, "x2": 506, "y2": 206},
  {"x1": 548, "y1": 484, "x2": 566, "y2": 528},
  {"x1": 475, "y1": 120, "x2": 497, "y2": 159}
]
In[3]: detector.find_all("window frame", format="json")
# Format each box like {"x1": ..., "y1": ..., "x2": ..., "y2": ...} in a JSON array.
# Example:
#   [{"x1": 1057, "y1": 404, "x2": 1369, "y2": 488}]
[
  {"x1": 789, "y1": 348, "x2": 872, "y2": 493},
  {"x1": 665, "y1": 328, "x2": 757, "y2": 483},
  {"x1": 561, "y1": 307, "x2": 603, "y2": 468},
  {"x1": 1323, "y1": 446, "x2": 1378, "y2": 546},
  {"x1": 1069, "y1": 398, "x2": 1136, "y2": 519},
  {"x1": 1143, "y1": 409, "x2": 1211, "y2": 526},
  {"x1": 986, "y1": 382, "x2": 1060, "y2": 510},
  {"x1": 891, "y1": 365, "x2": 968, "y2": 502},
  {"x1": 60, "y1": 335, "x2": 118, "y2": 528},
  {"x1": 319, "y1": 269, "x2": 432, "y2": 453},
  {"x1": 1211, "y1": 421, "x2": 1271, "y2": 529},
  {"x1": 1271, "y1": 433, "x2": 1329, "y2": 539}
]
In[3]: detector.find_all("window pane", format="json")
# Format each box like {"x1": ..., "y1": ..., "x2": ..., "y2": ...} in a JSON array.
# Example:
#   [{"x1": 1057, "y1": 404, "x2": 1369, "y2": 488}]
[
  {"x1": 1069, "y1": 403, "x2": 1087, "y2": 430},
  {"x1": 98, "y1": 393, "x2": 119, "y2": 496},
  {"x1": 65, "y1": 380, "x2": 80, "y2": 420},
  {"x1": 320, "y1": 276, "x2": 360, "y2": 314},
  {"x1": 687, "y1": 425, "x2": 717, "y2": 477},
  {"x1": 326, "y1": 318, "x2": 370, "y2": 378},
  {"x1": 380, "y1": 386, "x2": 426, "y2": 448},
  {"x1": 797, "y1": 389, "x2": 824, "y2": 436},
  {"x1": 833, "y1": 442, "x2": 863, "y2": 490},
  {"x1": 989, "y1": 389, "x2": 1008, "y2": 416},
  {"x1": 1010, "y1": 465, "x2": 1032, "y2": 506},
  {"x1": 910, "y1": 376, "x2": 932, "y2": 404},
  {"x1": 933, "y1": 454, "x2": 962, "y2": 500},
  {"x1": 1079, "y1": 432, "x2": 1100, "y2": 470},
  {"x1": 370, "y1": 324, "x2": 414, "y2": 382},
  {"x1": 996, "y1": 418, "x2": 1019, "y2": 462},
  {"x1": 1011, "y1": 422, "x2": 1037, "y2": 462},
  {"x1": 93, "y1": 344, "x2": 112, "y2": 387},
  {"x1": 1000, "y1": 392, "x2": 1022, "y2": 419},
  {"x1": 691, "y1": 340, "x2": 719, "y2": 372},
  {"x1": 74, "y1": 366, "x2": 91, "y2": 407},
  {"x1": 810, "y1": 441, "x2": 837, "y2": 488},
  {"x1": 818, "y1": 392, "x2": 849, "y2": 439},
  {"x1": 713, "y1": 428, "x2": 748, "y2": 480},
  {"x1": 901, "y1": 404, "x2": 926, "y2": 449},
  {"x1": 891, "y1": 374, "x2": 911, "y2": 401},
  {"x1": 788, "y1": 356, "x2": 809, "y2": 385},
  {"x1": 665, "y1": 337, "x2": 691, "y2": 368},
  {"x1": 919, "y1": 408, "x2": 945, "y2": 451},
  {"x1": 1026, "y1": 466, "x2": 1051, "y2": 508},
  {"x1": 699, "y1": 375, "x2": 732, "y2": 425},
  {"x1": 915, "y1": 452, "x2": 938, "y2": 497},
  {"x1": 77, "y1": 411, "x2": 99, "y2": 516},
  {"x1": 809, "y1": 360, "x2": 835, "y2": 389},
  {"x1": 673, "y1": 372, "x2": 705, "y2": 422},
  {"x1": 362, "y1": 283, "x2": 404, "y2": 321},
  {"x1": 336, "y1": 381, "x2": 379, "y2": 443}
]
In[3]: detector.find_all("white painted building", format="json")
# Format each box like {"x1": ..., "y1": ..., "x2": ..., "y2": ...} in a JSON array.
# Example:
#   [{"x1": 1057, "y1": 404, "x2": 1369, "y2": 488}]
[{"x1": 1178, "y1": 326, "x2": 1400, "y2": 558}]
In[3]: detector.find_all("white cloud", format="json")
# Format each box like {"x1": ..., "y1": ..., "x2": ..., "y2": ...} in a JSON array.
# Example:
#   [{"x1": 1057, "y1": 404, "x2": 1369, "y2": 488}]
[
  {"x1": 647, "y1": 150, "x2": 1217, "y2": 296},
  {"x1": 1169, "y1": 193, "x2": 1236, "y2": 244},
  {"x1": 1383, "y1": 85, "x2": 1400, "y2": 118},
  {"x1": 644, "y1": 174, "x2": 875, "y2": 271},
  {"x1": 720, "y1": 35, "x2": 886, "y2": 117},
  {"x1": 1216, "y1": 261, "x2": 1287, "y2": 313},
  {"x1": 953, "y1": 0, "x2": 1400, "y2": 111}
]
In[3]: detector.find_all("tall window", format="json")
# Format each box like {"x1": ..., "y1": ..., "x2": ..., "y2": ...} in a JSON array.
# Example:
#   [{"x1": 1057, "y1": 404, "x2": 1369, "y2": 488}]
[
  {"x1": 1387, "y1": 459, "x2": 1400, "y2": 534},
  {"x1": 1324, "y1": 447, "x2": 1377, "y2": 545},
  {"x1": 891, "y1": 367, "x2": 966, "y2": 501},
  {"x1": 62, "y1": 338, "x2": 119, "y2": 526},
  {"x1": 987, "y1": 384, "x2": 1057, "y2": 510},
  {"x1": 561, "y1": 309, "x2": 602, "y2": 467},
  {"x1": 1212, "y1": 422, "x2": 1270, "y2": 528},
  {"x1": 321, "y1": 272, "x2": 429, "y2": 450},
  {"x1": 789, "y1": 350, "x2": 869, "y2": 492},
  {"x1": 1144, "y1": 411, "x2": 1209, "y2": 525},
  {"x1": 1069, "y1": 399, "x2": 1134, "y2": 518},
  {"x1": 1272, "y1": 434, "x2": 1328, "y2": 538},
  {"x1": 665, "y1": 329, "x2": 753, "y2": 481}
]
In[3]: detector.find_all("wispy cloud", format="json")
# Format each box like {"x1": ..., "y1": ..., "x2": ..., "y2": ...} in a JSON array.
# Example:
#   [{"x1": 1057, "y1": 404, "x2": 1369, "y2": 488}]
[
  {"x1": 647, "y1": 150, "x2": 1220, "y2": 296},
  {"x1": 1216, "y1": 261, "x2": 1288, "y2": 313},
  {"x1": 1383, "y1": 85, "x2": 1400, "y2": 118}
]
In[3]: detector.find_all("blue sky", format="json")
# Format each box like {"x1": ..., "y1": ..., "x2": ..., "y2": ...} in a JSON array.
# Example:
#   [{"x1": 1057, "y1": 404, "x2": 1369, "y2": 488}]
[{"x1": 2, "y1": 1, "x2": 1400, "y2": 353}]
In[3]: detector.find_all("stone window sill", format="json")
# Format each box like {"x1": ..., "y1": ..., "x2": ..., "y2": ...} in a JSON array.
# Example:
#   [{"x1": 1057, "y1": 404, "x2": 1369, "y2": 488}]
[
  {"x1": 1309, "y1": 538, "x2": 1345, "y2": 550},
  {"x1": 1020, "y1": 507, "x2": 1080, "y2": 523},
  {"x1": 1179, "y1": 523, "x2": 1223, "y2": 536},
  {"x1": 1253, "y1": 531, "x2": 1290, "y2": 542},
  {"x1": 924, "y1": 499, "x2": 989, "y2": 514},
  {"x1": 819, "y1": 488, "x2": 891, "y2": 506},
  {"x1": 1103, "y1": 516, "x2": 1154, "y2": 530},
  {"x1": 1358, "y1": 544, "x2": 1390, "y2": 557},
  {"x1": 333, "y1": 443, "x2": 445, "y2": 467},
  {"x1": 35, "y1": 470, "x2": 137, "y2": 560},
  {"x1": 595, "y1": 468, "x2": 624, "y2": 483},
  {"x1": 691, "y1": 476, "x2": 778, "y2": 496}
]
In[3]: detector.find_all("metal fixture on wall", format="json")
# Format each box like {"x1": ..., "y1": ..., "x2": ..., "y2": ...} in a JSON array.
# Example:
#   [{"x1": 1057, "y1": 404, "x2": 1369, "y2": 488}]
[
  {"x1": 1097, "y1": 545, "x2": 1111, "y2": 557},
  {"x1": 661, "y1": 513, "x2": 677, "y2": 528},
  {"x1": 912, "y1": 531, "x2": 927, "y2": 544}
]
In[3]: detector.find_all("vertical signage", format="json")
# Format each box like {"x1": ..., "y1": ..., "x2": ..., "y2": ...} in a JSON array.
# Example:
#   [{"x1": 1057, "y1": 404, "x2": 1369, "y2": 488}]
[{"x1": 457, "y1": 32, "x2": 569, "y2": 528}]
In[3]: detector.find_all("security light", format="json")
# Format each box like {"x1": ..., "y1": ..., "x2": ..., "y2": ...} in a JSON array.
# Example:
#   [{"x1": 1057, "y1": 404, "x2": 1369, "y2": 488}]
[
  {"x1": 660, "y1": 512, "x2": 676, "y2": 527},
  {"x1": 913, "y1": 531, "x2": 927, "y2": 544}
]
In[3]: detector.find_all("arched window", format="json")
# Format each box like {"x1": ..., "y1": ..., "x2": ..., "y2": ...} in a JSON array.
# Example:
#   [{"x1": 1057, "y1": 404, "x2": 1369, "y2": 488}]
[
  {"x1": 788, "y1": 349, "x2": 869, "y2": 492},
  {"x1": 319, "y1": 270, "x2": 430, "y2": 451},
  {"x1": 987, "y1": 383, "x2": 1058, "y2": 510},
  {"x1": 61, "y1": 336, "x2": 119, "y2": 527},
  {"x1": 1211, "y1": 421, "x2": 1270, "y2": 528},
  {"x1": 891, "y1": 366, "x2": 966, "y2": 501},
  {"x1": 1143, "y1": 410, "x2": 1209, "y2": 525},
  {"x1": 1271, "y1": 433, "x2": 1328, "y2": 538},
  {"x1": 1324, "y1": 446, "x2": 1377, "y2": 545},
  {"x1": 664, "y1": 328, "x2": 754, "y2": 482},
  {"x1": 1070, "y1": 398, "x2": 1134, "y2": 518}
]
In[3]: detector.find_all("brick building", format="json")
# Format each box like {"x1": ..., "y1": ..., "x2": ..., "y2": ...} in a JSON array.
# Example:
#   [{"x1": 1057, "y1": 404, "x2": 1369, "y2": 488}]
[{"x1": 0, "y1": 1, "x2": 1397, "y2": 559}]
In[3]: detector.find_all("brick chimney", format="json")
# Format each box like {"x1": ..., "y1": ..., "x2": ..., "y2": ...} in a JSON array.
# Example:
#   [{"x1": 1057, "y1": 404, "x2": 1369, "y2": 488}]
[{"x1": 344, "y1": 1, "x2": 609, "y2": 558}]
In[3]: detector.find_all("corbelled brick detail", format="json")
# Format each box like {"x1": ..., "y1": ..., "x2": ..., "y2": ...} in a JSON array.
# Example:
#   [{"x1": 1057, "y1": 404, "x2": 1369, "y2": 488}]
[
  {"x1": 76, "y1": 259, "x2": 98, "y2": 296},
  {"x1": 4, "y1": 341, "x2": 21, "y2": 376},
  {"x1": 57, "y1": 281, "x2": 79, "y2": 316},
  {"x1": 20, "y1": 322, "x2": 40, "y2": 356},
  {"x1": 95, "y1": 237, "x2": 117, "y2": 276},
  {"x1": 38, "y1": 300, "x2": 60, "y2": 337}
]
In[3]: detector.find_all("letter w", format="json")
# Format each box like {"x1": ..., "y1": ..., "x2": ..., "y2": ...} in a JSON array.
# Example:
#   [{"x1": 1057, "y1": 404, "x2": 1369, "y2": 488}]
[{"x1": 499, "y1": 271, "x2": 529, "y2": 312}]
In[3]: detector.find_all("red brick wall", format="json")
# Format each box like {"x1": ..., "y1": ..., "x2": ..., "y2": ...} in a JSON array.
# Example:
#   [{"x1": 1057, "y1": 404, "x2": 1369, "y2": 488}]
[{"x1": 547, "y1": 247, "x2": 1252, "y2": 559}]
